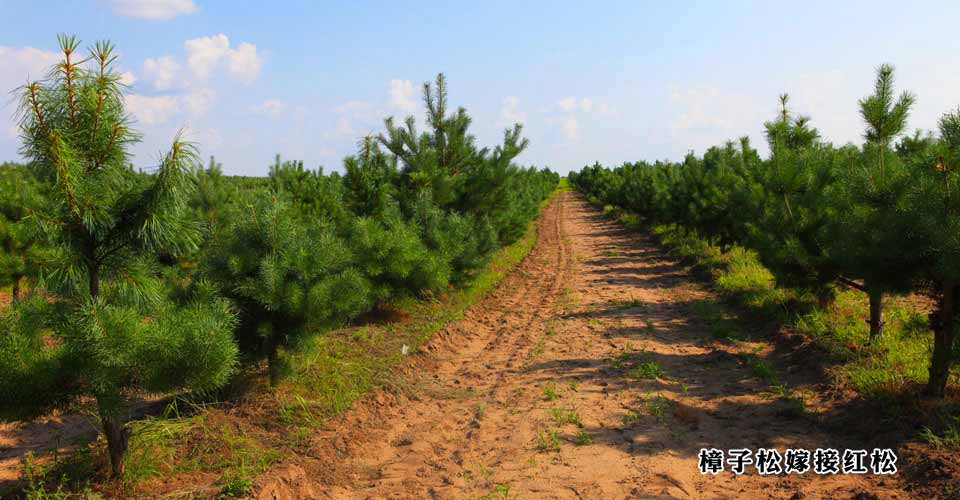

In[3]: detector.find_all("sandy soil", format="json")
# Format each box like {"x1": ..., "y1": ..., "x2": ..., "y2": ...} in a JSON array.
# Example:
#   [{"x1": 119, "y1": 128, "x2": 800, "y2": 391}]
[{"x1": 254, "y1": 192, "x2": 915, "y2": 500}]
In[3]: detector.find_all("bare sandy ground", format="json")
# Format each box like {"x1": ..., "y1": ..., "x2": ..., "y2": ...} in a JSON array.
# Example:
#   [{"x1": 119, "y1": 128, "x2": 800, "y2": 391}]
[{"x1": 254, "y1": 192, "x2": 912, "y2": 500}]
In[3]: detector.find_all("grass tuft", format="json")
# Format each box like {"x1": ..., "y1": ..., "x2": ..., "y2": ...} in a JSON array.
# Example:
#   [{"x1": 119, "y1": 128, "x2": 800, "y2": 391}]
[
  {"x1": 542, "y1": 382, "x2": 560, "y2": 401},
  {"x1": 534, "y1": 429, "x2": 561, "y2": 452}
]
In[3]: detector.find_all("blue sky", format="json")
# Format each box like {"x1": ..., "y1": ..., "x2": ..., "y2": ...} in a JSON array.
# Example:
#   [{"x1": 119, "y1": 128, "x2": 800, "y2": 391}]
[{"x1": 2, "y1": 0, "x2": 959, "y2": 175}]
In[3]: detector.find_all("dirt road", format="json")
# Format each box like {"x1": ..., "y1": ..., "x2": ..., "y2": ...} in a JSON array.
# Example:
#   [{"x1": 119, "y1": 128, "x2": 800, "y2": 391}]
[{"x1": 268, "y1": 192, "x2": 912, "y2": 499}]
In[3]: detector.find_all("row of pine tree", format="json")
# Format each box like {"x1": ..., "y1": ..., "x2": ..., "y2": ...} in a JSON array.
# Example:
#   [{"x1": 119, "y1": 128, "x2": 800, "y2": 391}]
[
  {"x1": 570, "y1": 65, "x2": 959, "y2": 399},
  {"x1": 0, "y1": 36, "x2": 558, "y2": 477}
]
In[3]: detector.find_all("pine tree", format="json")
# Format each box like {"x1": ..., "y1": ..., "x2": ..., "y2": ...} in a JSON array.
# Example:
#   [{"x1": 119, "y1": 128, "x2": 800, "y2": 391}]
[
  {"x1": 190, "y1": 155, "x2": 235, "y2": 237},
  {"x1": 1, "y1": 36, "x2": 239, "y2": 477},
  {"x1": 342, "y1": 136, "x2": 398, "y2": 218},
  {"x1": 269, "y1": 154, "x2": 349, "y2": 225},
  {"x1": 752, "y1": 95, "x2": 840, "y2": 301},
  {"x1": 202, "y1": 195, "x2": 371, "y2": 385},
  {"x1": 0, "y1": 163, "x2": 47, "y2": 301},
  {"x1": 908, "y1": 109, "x2": 960, "y2": 396},
  {"x1": 829, "y1": 65, "x2": 920, "y2": 341},
  {"x1": 379, "y1": 73, "x2": 480, "y2": 210}
]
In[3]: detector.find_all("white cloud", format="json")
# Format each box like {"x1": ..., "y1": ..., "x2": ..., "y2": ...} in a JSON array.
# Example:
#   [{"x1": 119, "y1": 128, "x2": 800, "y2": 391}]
[
  {"x1": 182, "y1": 87, "x2": 216, "y2": 116},
  {"x1": 190, "y1": 127, "x2": 223, "y2": 148},
  {"x1": 335, "y1": 116, "x2": 354, "y2": 136},
  {"x1": 0, "y1": 46, "x2": 61, "y2": 138},
  {"x1": 124, "y1": 33, "x2": 261, "y2": 130},
  {"x1": 118, "y1": 70, "x2": 138, "y2": 86},
  {"x1": 388, "y1": 79, "x2": 417, "y2": 113},
  {"x1": 252, "y1": 99, "x2": 287, "y2": 117},
  {"x1": 123, "y1": 88, "x2": 214, "y2": 126},
  {"x1": 205, "y1": 128, "x2": 223, "y2": 148},
  {"x1": 184, "y1": 34, "x2": 262, "y2": 84},
  {"x1": 225, "y1": 42, "x2": 262, "y2": 84},
  {"x1": 787, "y1": 71, "x2": 863, "y2": 146},
  {"x1": 107, "y1": 0, "x2": 198, "y2": 20},
  {"x1": 549, "y1": 95, "x2": 612, "y2": 142},
  {"x1": 335, "y1": 100, "x2": 376, "y2": 116},
  {"x1": 669, "y1": 85, "x2": 761, "y2": 132},
  {"x1": 143, "y1": 55, "x2": 180, "y2": 90},
  {"x1": 0, "y1": 46, "x2": 60, "y2": 92},
  {"x1": 497, "y1": 96, "x2": 526, "y2": 126},
  {"x1": 557, "y1": 96, "x2": 577, "y2": 112},
  {"x1": 664, "y1": 84, "x2": 771, "y2": 155},
  {"x1": 125, "y1": 94, "x2": 181, "y2": 125},
  {"x1": 579, "y1": 98, "x2": 593, "y2": 113},
  {"x1": 332, "y1": 79, "x2": 429, "y2": 139},
  {"x1": 596, "y1": 102, "x2": 619, "y2": 118},
  {"x1": 560, "y1": 115, "x2": 580, "y2": 141},
  {"x1": 184, "y1": 34, "x2": 229, "y2": 80},
  {"x1": 334, "y1": 100, "x2": 377, "y2": 136},
  {"x1": 556, "y1": 96, "x2": 594, "y2": 114}
]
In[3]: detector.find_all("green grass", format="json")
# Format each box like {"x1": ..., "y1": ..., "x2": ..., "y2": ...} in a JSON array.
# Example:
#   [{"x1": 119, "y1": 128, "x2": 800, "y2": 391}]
[
  {"x1": 742, "y1": 353, "x2": 779, "y2": 385},
  {"x1": 621, "y1": 409, "x2": 643, "y2": 426},
  {"x1": 628, "y1": 361, "x2": 663, "y2": 379},
  {"x1": 617, "y1": 213, "x2": 955, "y2": 403},
  {"x1": 797, "y1": 291, "x2": 931, "y2": 398},
  {"x1": 542, "y1": 382, "x2": 560, "y2": 401},
  {"x1": 609, "y1": 297, "x2": 647, "y2": 310},
  {"x1": 550, "y1": 407, "x2": 583, "y2": 427},
  {"x1": 919, "y1": 415, "x2": 960, "y2": 451},
  {"x1": 473, "y1": 402, "x2": 487, "y2": 421},
  {"x1": 643, "y1": 394, "x2": 672, "y2": 422},
  {"x1": 529, "y1": 336, "x2": 546, "y2": 359},
  {"x1": 216, "y1": 460, "x2": 255, "y2": 498},
  {"x1": 609, "y1": 348, "x2": 632, "y2": 370},
  {"x1": 470, "y1": 483, "x2": 515, "y2": 500},
  {"x1": 690, "y1": 299, "x2": 741, "y2": 340},
  {"x1": 617, "y1": 212, "x2": 643, "y2": 229},
  {"x1": 621, "y1": 393, "x2": 672, "y2": 426},
  {"x1": 573, "y1": 431, "x2": 593, "y2": 446},
  {"x1": 19, "y1": 450, "x2": 101, "y2": 500},
  {"x1": 534, "y1": 429, "x2": 561, "y2": 452}
]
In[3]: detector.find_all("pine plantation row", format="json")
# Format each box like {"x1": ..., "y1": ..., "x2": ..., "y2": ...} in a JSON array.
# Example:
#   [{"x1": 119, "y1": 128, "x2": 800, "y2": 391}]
[
  {"x1": 570, "y1": 65, "x2": 959, "y2": 399},
  {"x1": 0, "y1": 37, "x2": 558, "y2": 477}
]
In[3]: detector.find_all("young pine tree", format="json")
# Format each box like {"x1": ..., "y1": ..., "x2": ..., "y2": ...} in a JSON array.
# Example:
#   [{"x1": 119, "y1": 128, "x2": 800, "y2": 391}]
[
  {"x1": 0, "y1": 163, "x2": 47, "y2": 301},
  {"x1": 908, "y1": 110, "x2": 960, "y2": 396},
  {"x1": 379, "y1": 73, "x2": 480, "y2": 210},
  {"x1": 752, "y1": 95, "x2": 841, "y2": 302},
  {"x1": 829, "y1": 65, "x2": 921, "y2": 341},
  {"x1": 1, "y1": 36, "x2": 239, "y2": 477},
  {"x1": 190, "y1": 155, "x2": 236, "y2": 239},
  {"x1": 202, "y1": 195, "x2": 371, "y2": 385},
  {"x1": 342, "y1": 136, "x2": 398, "y2": 218}
]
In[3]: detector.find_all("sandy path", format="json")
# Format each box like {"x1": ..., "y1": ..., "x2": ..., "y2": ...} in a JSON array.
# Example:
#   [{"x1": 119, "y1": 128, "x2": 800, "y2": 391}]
[{"x1": 273, "y1": 192, "x2": 912, "y2": 500}]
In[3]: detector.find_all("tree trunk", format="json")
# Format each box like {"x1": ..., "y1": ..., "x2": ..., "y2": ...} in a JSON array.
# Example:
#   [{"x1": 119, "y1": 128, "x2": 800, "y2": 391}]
[
  {"x1": 816, "y1": 286, "x2": 836, "y2": 310},
  {"x1": 268, "y1": 336, "x2": 281, "y2": 387},
  {"x1": 867, "y1": 287, "x2": 884, "y2": 342},
  {"x1": 101, "y1": 414, "x2": 129, "y2": 478},
  {"x1": 89, "y1": 267, "x2": 100, "y2": 300},
  {"x1": 927, "y1": 280, "x2": 957, "y2": 398},
  {"x1": 11, "y1": 275, "x2": 21, "y2": 302}
]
